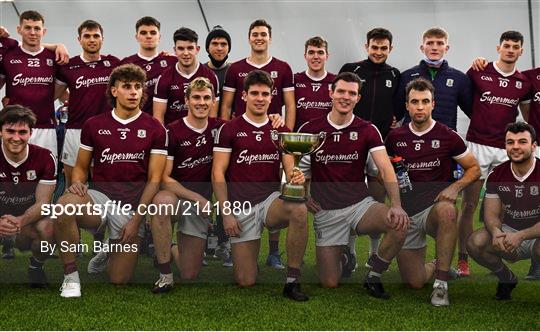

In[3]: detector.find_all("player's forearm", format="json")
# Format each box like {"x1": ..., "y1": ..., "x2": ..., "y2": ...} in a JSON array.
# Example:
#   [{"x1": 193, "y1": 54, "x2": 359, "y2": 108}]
[
  {"x1": 71, "y1": 166, "x2": 88, "y2": 184},
  {"x1": 485, "y1": 216, "x2": 503, "y2": 236},
  {"x1": 284, "y1": 101, "x2": 296, "y2": 130},
  {"x1": 282, "y1": 154, "x2": 295, "y2": 182},
  {"x1": 380, "y1": 167, "x2": 402, "y2": 208},
  {"x1": 220, "y1": 92, "x2": 233, "y2": 120},
  {"x1": 211, "y1": 173, "x2": 229, "y2": 214},
  {"x1": 19, "y1": 203, "x2": 46, "y2": 227},
  {"x1": 132, "y1": 181, "x2": 161, "y2": 226},
  {"x1": 452, "y1": 164, "x2": 481, "y2": 192},
  {"x1": 520, "y1": 223, "x2": 540, "y2": 240},
  {"x1": 162, "y1": 177, "x2": 204, "y2": 203}
]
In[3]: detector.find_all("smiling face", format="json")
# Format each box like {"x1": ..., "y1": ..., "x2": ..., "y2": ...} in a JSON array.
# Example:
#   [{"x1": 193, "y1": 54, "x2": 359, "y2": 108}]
[
  {"x1": 186, "y1": 87, "x2": 214, "y2": 120},
  {"x1": 249, "y1": 26, "x2": 271, "y2": 53},
  {"x1": 365, "y1": 38, "x2": 392, "y2": 64},
  {"x1": 175, "y1": 40, "x2": 200, "y2": 68},
  {"x1": 330, "y1": 80, "x2": 361, "y2": 115},
  {"x1": 78, "y1": 27, "x2": 103, "y2": 55},
  {"x1": 304, "y1": 45, "x2": 328, "y2": 73},
  {"x1": 243, "y1": 83, "x2": 272, "y2": 117},
  {"x1": 505, "y1": 130, "x2": 536, "y2": 163},
  {"x1": 208, "y1": 37, "x2": 229, "y2": 62},
  {"x1": 1, "y1": 122, "x2": 31, "y2": 157}
]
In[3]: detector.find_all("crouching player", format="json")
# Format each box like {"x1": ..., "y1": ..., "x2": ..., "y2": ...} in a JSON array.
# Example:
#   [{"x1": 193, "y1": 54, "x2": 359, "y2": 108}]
[
  {"x1": 212, "y1": 70, "x2": 309, "y2": 301},
  {"x1": 385, "y1": 78, "x2": 480, "y2": 306},
  {"x1": 0, "y1": 105, "x2": 56, "y2": 287},
  {"x1": 468, "y1": 122, "x2": 540, "y2": 300},
  {"x1": 53, "y1": 64, "x2": 167, "y2": 297},
  {"x1": 299, "y1": 72, "x2": 409, "y2": 299}
]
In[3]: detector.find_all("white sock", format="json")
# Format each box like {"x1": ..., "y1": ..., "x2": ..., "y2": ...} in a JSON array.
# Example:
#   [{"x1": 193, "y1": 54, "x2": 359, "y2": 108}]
[
  {"x1": 348, "y1": 235, "x2": 357, "y2": 255},
  {"x1": 65, "y1": 271, "x2": 80, "y2": 283},
  {"x1": 369, "y1": 237, "x2": 380, "y2": 256},
  {"x1": 286, "y1": 277, "x2": 297, "y2": 283}
]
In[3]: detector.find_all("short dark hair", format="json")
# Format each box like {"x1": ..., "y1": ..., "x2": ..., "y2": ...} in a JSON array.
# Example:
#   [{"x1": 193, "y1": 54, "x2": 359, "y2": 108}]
[
  {"x1": 366, "y1": 28, "x2": 393, "y2": 45},
  {"x1": 500, "y1": 30, "x2": 524, "y2": 46},
  {"x1": 186, "y1": 77, "x2": 215, "y2": 98},
  {"x1": 77, "y1": 20, "x2": 103, "y2": 36},
  {"x1": 505, "y1": 121, "x2": 537, "y2": 143},
  {"x1": 304, "y1": 36, "x2": 328, "y2": 53},
  {"x1": 249, "y1": 19, "x2": 272, "y2": 37},
  {"x1": 136, "y1": 16, "x2": 160, "y2": 32},
  {"x1": 173, "y1": 27, "x2": 198, "y2": 44},
  {"x1": 331, "y1": 72, "x2": 362, "y2": 93},
  {"x1": 405, "y1": 78, "x2": 435, "y2": 101},
  {"x1": 19, "y1": 10, "x2": 44, "y2": 24},
  {"x1": 0, "y1": 105, "x2": 37, "y2": 129},
  {"x1": 106, "y1": 64, "x2": 147, "y2": 108},
  {"x1": 422, "y1": 27, "x2": 448, "y2": 41},
  {"x1": 243, "y1": 70, "x2": 273, "y2": 92}
]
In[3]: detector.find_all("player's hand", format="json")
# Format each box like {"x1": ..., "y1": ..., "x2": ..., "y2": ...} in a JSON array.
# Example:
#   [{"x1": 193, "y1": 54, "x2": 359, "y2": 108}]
[
  {"x1": 386, "y1": 206, "x2": 409, "y2": 232},
  {"x1": 2, "y1": 97, "x2": 10, "y2": 107},
  {"x1": 502, "y1": 231, "x2": 524, "y2": 252},
  {"x1": 194, "y1": 195, "x2": 211, "y2": 217},
  {"x1": 119, "y1": 219, "x2": 140, "y2": 244},
  {"x1": 268, "y1": 114, "x2": 285, "y2": 128},
  {"x1": 492, "y1": 230, "x2": 507, "y2": 252},
  {"x1": 223, "y1": 214, "x2": 241, "y2": 237},
  {"x1": 471, "y1": 57, "x2": 488, "y2": 71},
  {"x1": 0, "y1": 216, "x2": 19, "y2": 236},
  {"x1": 2, "y1": 214, "x2": 22, "y2": 230},
  {"x1": 159, "y1": 50, "x2": 171, "y2": 57},
  {"x1": 289, "y1": 167, "x2": 305, "y2": 185},
  {"x1": 67, "y1": 181, "x2": 88, "y2": 196},
  {"x1": 54, "y1": 44, "x2": 70, "y2": 65},
  {"x1": 435, "y1": 186, "x2": 459, "y2": 203},
  {"x1": 0, "y1": 26, "x2": 9, "y2": 38},
  {"x1": 305, "y1": 197, "x2": 322, "y2": 214}
]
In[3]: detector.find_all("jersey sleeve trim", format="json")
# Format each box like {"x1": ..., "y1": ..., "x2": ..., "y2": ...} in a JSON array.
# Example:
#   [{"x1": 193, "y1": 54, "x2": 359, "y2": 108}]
[
  {"x1": 485, "y1": 193, "x2": 500, "y2": 199},
  {"x1": 213, "y1": 147, "x2": 232, "y2": 153},
  {"x1": 368, "y1": 146, "x2": 386, "y2": 153},
  {"x1": 153, "y1": 97, "x2": 168, "y2": 103},
  {"x1": 283, "y1": 87, "x2": 294, "y2": 92},
  {"x1": 452, "y1": 148, "x2": 470, "y2": 160},
  {"x1": 223, "y1": 86, "x2": 236, "y2": 92},
  {"x1": 39, "y1": 179, "x2": 57, "y2": 185},
  {"x1": 167, "y1": 156, "x2": 174, "y2": 161},
  {"x1": 80, "y1": 144, "x2": 93, "y2": 151},
  {"x1": 151, "y1": 149, "x2": 167, "y2": 155}
]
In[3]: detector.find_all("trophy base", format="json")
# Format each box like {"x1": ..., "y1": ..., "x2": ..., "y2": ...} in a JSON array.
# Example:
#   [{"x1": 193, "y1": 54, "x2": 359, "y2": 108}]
[{"x1": 279, "y1": 183, "x2": 307, "y2": 203}]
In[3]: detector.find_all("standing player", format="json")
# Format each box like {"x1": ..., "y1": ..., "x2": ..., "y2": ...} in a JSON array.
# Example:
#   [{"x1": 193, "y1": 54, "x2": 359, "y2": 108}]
[
  {"x1": 0, "y1": 105, "x2": 56, "y2": 287},
  {"x1": 339, "y1": 28, "x2": 400, "y2": 269},
  {"x1": 386, "y1": 78, "x2": 480, "y2": 306},
  {"x1": 53, "y1": 64, "x2": 167, "y2": 298},
  {"x1": 55, "y1": 20, "x2": 120, "y2": 185},
  {"x1": 153, "y1": 27, "x2": 219, "y2": 125},
  {"x1": 293, "y1": 36, "x2": 335, "y2": 130},
  {"x1": 460, "y1": 31, "x2": 531, "y2": 277},
  {"x1": 467, "y1": 122, "x2": 540, "y2": 300},
  {"x1": 395, "y1": 27, "x2": 472, "y2": 130},
  {"x1": 121, "y1": 16, "x2": 177, "y2": 115},
  {"x1": 299, "y1": 72, "x2": 409, "y2": 299},
  {"x1": 0, "y1": 11, "x2": 68, "y2": 159},
  {"x1": 213, "y1": 70, "x2": 309, "y2": 301}
]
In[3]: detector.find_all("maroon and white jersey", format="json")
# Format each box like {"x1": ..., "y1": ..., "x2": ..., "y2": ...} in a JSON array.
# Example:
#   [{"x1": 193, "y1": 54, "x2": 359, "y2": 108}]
[
  {"x1": 0, "y1": 37, "x2": 18, "y2": 63},
  {"x1": 0, "y1": 46, "x2": 58, "y2": 128},
  {"x1": 80, "y1": 110, "x2": 167, "y2": 207},
  {"x1": 56, "y1": 55, "x2": 120, "y2": 129},
  {"x1": 154, "y1": 62, "x2": 219, "y2": 125},
  {"x1": 167, "y1": 117, "x2": 225, "y2": 199},
  {"x1": 522, "y1": 68, "x2": 540, "y2": 134},
  {"x1": 466, "y1": 62, "x2": 531, "y2": 149},
  {"x1": 486, "y1": 158, "x2": 540, "y2": 230},
  {"x1": 214, "y1": 114, "x2": 289, "y2": 205},
  {"x1": 299, "y1": 114, "x2": 384, "y2": 210},
  {"x1": 121, "y1": 53, "x2": 176, "y2": 115},
  {"x1": 386, "y1": 121, "x2": 468, "y2": 215},
  {"x1": 293, "y1": 70, "x2": 335, "y2": 131},
  {"x1": 223, "y1": 57, "x2": 294, "y2": 117},
  {"x1": 0, "y1": 144, "x2": 56, "y2": 216}
]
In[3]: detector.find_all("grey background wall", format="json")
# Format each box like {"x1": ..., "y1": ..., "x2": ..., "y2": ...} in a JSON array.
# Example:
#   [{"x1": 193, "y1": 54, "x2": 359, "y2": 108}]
[{"x1": 0, "y1": 0, "x2": 538, "y2": 135}]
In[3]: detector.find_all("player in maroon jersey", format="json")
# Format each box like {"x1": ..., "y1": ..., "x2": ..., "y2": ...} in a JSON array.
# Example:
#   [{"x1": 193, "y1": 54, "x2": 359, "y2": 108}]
[
  {"x1": 459, "y1": 31, "x2": 532, "y2": 277},
  {"x1": 213, "y1": 70, "x2": 309, "y2": 301},
  {"x1": 385, "y1": 78, "x2": 480, "y2": 306},
  {"x1": 55, "y1": 20, "x2": 120, "y2": 186},
  {"x1": 293, "y1": 36, "x2": 335, "y2": 131},
  {"x1": 221, "y1": 20, "x2": 296, "y2": 267},
  {"x1": 53, "y1": 64, "x2": 167, "y2": 298},
  {"x1": 153, "y1": 27, "x2": 219, "y2": 125},
  {"x1": 0, "y1": 11, "x2": 70, "y2": 159},
  {"x1": 0, "y1": 105, "x2": 56, "y2": 287},
  {"x1": 121, "y1": 16, "x2": 176, "y2": 115},
  {"x1": 468, "y1": 122, "x2": 540, "y2": 300},
  {"x1": 298, "y1": 72, "x2": 408, "y2": 299}
]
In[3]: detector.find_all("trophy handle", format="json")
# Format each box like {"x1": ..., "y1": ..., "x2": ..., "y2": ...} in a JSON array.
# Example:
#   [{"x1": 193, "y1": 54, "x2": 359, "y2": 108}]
[{"x1": 312, "y1": 131, "x2": 326, "y2": 154}]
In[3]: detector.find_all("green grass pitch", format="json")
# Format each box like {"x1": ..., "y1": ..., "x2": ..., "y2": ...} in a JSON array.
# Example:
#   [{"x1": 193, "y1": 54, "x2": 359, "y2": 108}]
[{"x1": 0, "y1": 216, "x2": 539, "y2": 330}]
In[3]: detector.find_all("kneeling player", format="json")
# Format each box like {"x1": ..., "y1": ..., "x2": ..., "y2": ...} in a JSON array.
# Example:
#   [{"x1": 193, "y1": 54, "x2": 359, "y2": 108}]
[
  {"x1": 385, "y1": 78, "x2": 480, "y2": 306},
  {"x1": 53, "y1": 64, "x2": 167, "y2": 298},
  {"x1": 212, "y1": 70, "x2": 309, "y2": 301},
  {"x1": 0, "y1": 105, "x2": 56, "y2": 287},
  {"x1": 299, "y1": 72, "x2": 409, "y2": 299},
  {"x1": 468, "y1": 122, "x2": 540, "y2": 300}
]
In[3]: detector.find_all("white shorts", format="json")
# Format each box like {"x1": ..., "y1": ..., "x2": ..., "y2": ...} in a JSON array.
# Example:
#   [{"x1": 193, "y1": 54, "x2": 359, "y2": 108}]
[
  {"x1": 501, "y1": 224, "x2": 538, "y2": 261},
  {"x1": 61, "y1": 129, "x2": 81, "y2": 167},
  {"x1": 29, "y1": 128, "x2": 57, "y2": 160},
  {"x1": 87, "y1": 189, "x2": 145, "y2": 240},
  {"x1": 230, "y1": 191, "x2": 281, "y2": 244},
  {"x1": 313, "y1": 196, "x2": 378, "y2": 247},
  {"x1": 468, "y1": 141, "x2": 508, "y2": 180},
  {"x1": 176, "y1": 200, "x2": 211, "y2": 240},
  {"x1": 402, "y1": 205, "x2": 434, "y2": 250}
]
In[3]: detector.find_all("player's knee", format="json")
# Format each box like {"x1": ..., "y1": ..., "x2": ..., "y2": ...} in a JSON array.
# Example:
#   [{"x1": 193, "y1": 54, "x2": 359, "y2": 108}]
[
  {"x1": 180, "y1": 269, "x2": 199, "y2": 281},
  {"x1": 460, "y1": 200, "x2": 478, "y2": 215},
  {"x1": 152, "y1": 190, "x2": 176, "y2": 206},
  {"x1": 406, "y1": 280, "x2": 425, "y2": 289},
  {"x1": 235, "y1": 274, "x2": 256, "y2": 288},
  {"x1": 320, "y1": 276, "x2": 339, "y2": 289},
  {"x1": 109, "y1": 274, "x2": 130, "y2": 286},
  {"x1": 37, "y1": 221, "x2": 54, "y2": 241},
  {"x1": 467, "y1": 231, "x2": 487, "y2": 255},
  {"x1": 436, "y1": 203, "x2": 457, "y2": 223}
]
